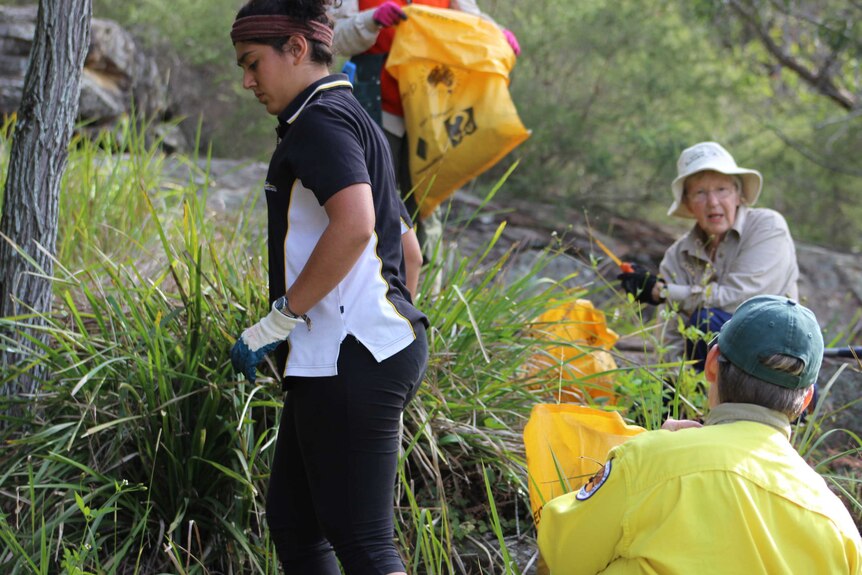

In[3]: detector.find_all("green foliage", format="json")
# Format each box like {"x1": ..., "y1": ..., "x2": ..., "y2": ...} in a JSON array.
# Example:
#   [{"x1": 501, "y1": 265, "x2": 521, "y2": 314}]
[
  {"x1": 93, "y1": 0, "x2": 237, "y2": 67},
  {"x1": 91, "y1": 0, "x2": 276, "y2": 161},
  {"x1": 58, "y1": 119, "x2": 178, "y2": 265},
  {"x1": 481, "y1": 0, "x2": 862, "y2": 250},
  {"x1": 1, "y1": 123, "x2": 276, "y2": 573},
  {"x1": 677, "y1": 0, "x2": 862, "y2": 250},
  {"x1": 490, "y1": 0, "x2": 751, "y2": 213}
]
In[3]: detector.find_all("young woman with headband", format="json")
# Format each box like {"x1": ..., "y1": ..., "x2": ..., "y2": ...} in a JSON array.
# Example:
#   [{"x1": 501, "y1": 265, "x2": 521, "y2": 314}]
[{"x1": 229, "y1": 1, "x2": 428, "y2": 573}]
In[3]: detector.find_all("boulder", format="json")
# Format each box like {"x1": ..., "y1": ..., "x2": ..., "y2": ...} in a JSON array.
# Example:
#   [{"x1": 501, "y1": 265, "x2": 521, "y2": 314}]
[{"x1": 0, "y1": 5, "x2": 182, "y2": 150}]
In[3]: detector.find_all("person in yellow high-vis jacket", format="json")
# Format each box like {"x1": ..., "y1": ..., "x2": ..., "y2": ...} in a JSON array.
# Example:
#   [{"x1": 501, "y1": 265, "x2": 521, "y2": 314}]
[{"x1": 538, "y1": 295, "x2": 862, "y2": 575}]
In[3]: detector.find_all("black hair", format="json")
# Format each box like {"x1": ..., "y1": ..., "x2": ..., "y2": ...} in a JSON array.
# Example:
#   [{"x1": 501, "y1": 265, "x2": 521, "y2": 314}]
[
  {"x1": 235, "y1": 0, "x2": 336, "y2": 66},
  {"x1": 716, "y1": 353, "x2": 810, "y2": 419}
]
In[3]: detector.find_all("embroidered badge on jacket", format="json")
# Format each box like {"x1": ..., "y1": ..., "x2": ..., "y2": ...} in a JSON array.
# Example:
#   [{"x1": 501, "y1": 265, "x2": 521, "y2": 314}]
[{"x1": 576, "y1": 460, "x2": 612, "y2": 501}]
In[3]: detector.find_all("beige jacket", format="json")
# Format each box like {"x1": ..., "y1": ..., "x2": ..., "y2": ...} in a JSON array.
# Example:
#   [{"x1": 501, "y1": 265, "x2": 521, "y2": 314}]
[{"x1": 660, "y1": 206, "x2": 799, "y2": 316}]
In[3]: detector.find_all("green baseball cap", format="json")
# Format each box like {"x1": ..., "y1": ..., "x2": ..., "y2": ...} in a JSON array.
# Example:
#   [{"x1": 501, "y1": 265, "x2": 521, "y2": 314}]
[{"x1": 717, "y1": 295, "x2": 823, "y2": 389}]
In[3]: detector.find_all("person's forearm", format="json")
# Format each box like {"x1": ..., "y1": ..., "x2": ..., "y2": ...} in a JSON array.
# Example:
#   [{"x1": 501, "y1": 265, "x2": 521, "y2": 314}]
[
  {"x1": 402, "y1": 229, "x2": 421, "y2": 299},
  {"x1": 331, "y1": 8, "x2": 380, "y2": 56}
]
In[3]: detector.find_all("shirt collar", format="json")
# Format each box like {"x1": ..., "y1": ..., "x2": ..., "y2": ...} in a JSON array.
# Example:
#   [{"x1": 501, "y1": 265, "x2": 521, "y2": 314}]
[
  {"x1": 730, "y1": 204, "x2": 749, "y2": 235},
  {"x1": 704, "y1": 402, "x2": 792, "y2": 439},
  {"x1": 275, "y1": 73, "x2": 353, "y2": 138}
]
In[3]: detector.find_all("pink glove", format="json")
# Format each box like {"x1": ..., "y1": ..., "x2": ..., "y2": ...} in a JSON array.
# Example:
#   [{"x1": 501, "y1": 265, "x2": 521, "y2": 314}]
[
  {"x1": 373, "y1": 1, "x2": 407, "y2": 27},
  {"x1": 502, "y1": 28, "x2": 521, "y2": 56}
]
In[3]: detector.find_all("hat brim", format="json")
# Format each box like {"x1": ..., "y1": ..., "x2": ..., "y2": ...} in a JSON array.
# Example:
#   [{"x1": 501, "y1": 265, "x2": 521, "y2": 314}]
[{"x1": 668, "y1": 169, "x2": 763, "y2": 219}]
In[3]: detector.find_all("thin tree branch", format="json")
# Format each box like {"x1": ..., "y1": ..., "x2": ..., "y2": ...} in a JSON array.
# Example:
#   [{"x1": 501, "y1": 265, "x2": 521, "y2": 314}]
[
  {"x1": 769, "y1": 126, "x2": 862, "y2": 177},
  {"x1": 726, "y1": 0, "x2": 857, "y2": 110}
]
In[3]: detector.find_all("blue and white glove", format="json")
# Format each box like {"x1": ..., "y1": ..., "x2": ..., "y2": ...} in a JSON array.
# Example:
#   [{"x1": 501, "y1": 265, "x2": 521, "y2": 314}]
[{"x1": 230, "y1": 302, "x2": 304, "y2": 383}]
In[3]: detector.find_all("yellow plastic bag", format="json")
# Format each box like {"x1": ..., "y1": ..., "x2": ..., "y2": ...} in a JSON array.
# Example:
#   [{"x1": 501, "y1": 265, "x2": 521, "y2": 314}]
[
  {"x1": 524, "y1": 404, "x2": 645, "y2": 527},
  {"x1": 528, "y1": 299, "x2": 621, "y2": 404},
  {"x1": 386, "y1": 5, "x2": 530, "y2": 219}
]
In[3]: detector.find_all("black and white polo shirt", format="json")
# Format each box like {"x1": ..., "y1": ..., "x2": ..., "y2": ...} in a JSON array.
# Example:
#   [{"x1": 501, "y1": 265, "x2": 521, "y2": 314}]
[{"x1": 264, "y1": 74, "x2": 426, "y2": 377}]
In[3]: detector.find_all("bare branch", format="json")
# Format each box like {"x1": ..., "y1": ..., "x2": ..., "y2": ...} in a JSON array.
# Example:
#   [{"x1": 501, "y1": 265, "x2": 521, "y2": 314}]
[
  {"x1": 726, "y1": 0, "x2": 857, "y2": 110},
  {"x1": 769, "y1": 126, "x2": 862, "y2": 177}
]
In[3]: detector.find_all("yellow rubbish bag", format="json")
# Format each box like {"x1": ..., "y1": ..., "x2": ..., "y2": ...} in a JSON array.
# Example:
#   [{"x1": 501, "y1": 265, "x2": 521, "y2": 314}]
[
  {"x1": 528, "y1": 299, "x2": 621, "y2": 405},
  {"x1": 386, "y1": 4, "x2": 530, "y2": 219},
  {"x1": 524, "y1": 404, "x2": 645, "y2": 527}
]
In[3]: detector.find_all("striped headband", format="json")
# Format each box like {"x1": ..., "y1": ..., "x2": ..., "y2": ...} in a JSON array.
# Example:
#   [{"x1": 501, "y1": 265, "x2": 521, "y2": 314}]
[{"x1": 230, "y1": 15, "x2": 334, "y2": 47}]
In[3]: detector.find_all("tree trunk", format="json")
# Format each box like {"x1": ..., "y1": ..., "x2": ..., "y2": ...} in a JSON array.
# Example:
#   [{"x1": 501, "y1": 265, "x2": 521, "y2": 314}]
[{"x1": 0, "y1": 0, "x2": 92, "y2": 399}]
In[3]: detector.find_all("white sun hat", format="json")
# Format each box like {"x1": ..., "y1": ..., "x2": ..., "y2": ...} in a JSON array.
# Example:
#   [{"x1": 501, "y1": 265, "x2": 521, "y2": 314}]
[{"x1": 668, "y1": 141, "x2": 763, "y2": 218}]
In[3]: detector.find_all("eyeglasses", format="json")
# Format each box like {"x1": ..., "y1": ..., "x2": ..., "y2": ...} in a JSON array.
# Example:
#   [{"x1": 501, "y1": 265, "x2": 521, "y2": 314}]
[{"x1": 685, "y1": 187, "x2": 737, "y2": 204}]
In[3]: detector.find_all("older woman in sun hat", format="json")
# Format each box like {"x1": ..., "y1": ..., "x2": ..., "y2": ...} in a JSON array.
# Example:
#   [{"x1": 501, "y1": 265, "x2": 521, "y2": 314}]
[{"x1": 618, "y1": 141, "x2": 799, "y2": 370}]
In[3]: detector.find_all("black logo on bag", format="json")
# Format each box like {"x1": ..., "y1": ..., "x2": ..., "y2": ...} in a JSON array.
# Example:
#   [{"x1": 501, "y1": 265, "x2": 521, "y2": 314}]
[
  {"x1": 416, "y1": 137, "x2": 428, "y2": 161},
  {"x1": 427, "y1": 65, "x2": 455, "y2": 88},
  {"x1": 444, "y1": 107, "x2": 477, "y2": 147}
]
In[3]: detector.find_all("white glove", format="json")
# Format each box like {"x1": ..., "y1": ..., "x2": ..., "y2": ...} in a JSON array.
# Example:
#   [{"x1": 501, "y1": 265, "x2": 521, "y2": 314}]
[{"x1": 230, "y1": 302, "x2": 305, "y2": 382}]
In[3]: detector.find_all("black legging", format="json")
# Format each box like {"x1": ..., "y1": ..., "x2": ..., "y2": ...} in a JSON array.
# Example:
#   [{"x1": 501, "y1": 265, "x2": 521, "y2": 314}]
[{"x1": 266, "y1": 324, "x2": 427, "y2": 575}]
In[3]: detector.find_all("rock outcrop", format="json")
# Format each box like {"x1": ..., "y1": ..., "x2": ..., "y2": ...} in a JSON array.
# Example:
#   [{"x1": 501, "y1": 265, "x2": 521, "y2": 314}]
[{"x1": 0, "y1": 5, "x2": 185, "y2": 151}]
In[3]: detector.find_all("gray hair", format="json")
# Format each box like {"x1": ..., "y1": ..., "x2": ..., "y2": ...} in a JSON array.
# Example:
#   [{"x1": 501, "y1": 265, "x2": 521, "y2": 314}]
[
  {"x1": 716, "y1": 353, "x2": 810, "y2": 418},
  {"x1": 732, "y1": 175, "x2": 745, "y2": 203}
]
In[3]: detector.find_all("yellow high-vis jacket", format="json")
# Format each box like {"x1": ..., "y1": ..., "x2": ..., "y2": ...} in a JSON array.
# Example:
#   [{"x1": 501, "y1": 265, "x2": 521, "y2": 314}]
[{"x1": 537, "y1": 404, "x2": 862, "y2": 575}]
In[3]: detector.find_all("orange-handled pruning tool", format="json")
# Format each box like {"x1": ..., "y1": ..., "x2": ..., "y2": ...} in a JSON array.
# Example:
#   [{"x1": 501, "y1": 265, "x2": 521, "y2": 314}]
[{"x1": 593, "y1": 237, "x2": 635, "y2": 273}]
